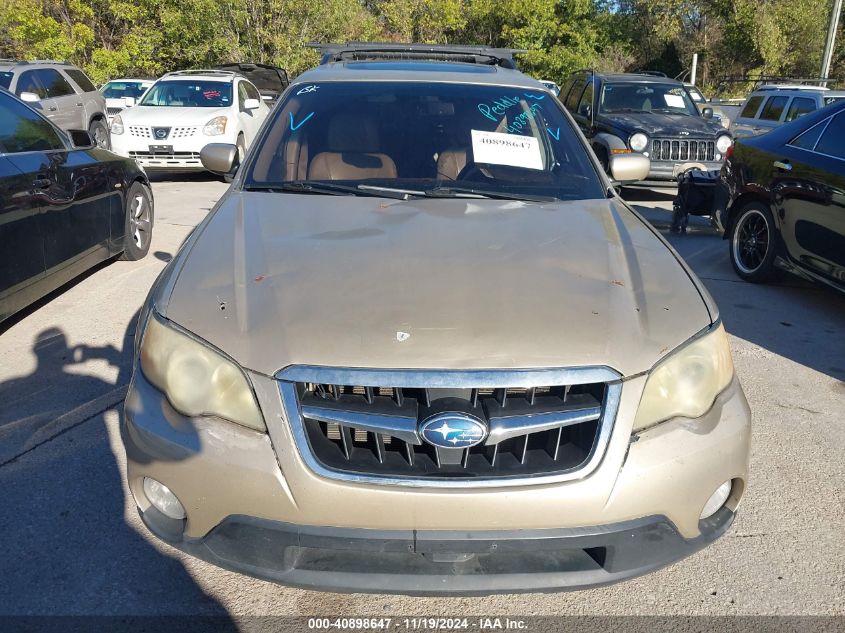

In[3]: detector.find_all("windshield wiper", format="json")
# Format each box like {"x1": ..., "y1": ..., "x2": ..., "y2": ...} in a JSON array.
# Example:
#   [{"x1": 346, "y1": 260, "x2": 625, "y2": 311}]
[
  {"x1": 424, "y1": 185, "x2": 557, "y2": 203},
  {"x1": 244, "y1": 181, "x2": 413, "y2": 200}
]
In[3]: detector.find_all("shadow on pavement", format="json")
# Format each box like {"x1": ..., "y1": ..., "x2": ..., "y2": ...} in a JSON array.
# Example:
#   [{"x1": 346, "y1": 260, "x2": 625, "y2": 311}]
[
  {"x1": 0, "y1": 312, "x2": 236, "y2": 623},
  {"x1": 147, "y1": 171, "x2": 221, "y2": 184}
]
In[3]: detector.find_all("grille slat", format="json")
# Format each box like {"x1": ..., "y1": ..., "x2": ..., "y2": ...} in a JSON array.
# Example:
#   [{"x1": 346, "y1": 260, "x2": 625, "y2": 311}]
[{"x1": 651, "y1": 138, "x2": 716, "y2": 162}]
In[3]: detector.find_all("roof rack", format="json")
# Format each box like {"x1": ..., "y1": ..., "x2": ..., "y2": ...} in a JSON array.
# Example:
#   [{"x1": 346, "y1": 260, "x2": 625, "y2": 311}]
[
  {"x1": 635, "y1": 70, "x2": 668, "y2": 77},
  {"x1": 307, "y1": 42, "x2": 526, "y2": 69},
  {"x1": 713, "y1": 75, "x2": 841, "y2": 95},
  {"x1": 163, "y1": 69, "x2": 238, "y2": 78},
  {"x1": 0, "y1": 59, "x2": 71, "y2": 66}
]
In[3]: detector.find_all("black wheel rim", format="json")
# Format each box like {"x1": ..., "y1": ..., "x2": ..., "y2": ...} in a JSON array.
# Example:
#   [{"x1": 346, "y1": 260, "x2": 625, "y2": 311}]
[{"x1": 733, "y1": 209, "x2": 770, "y2": 274}]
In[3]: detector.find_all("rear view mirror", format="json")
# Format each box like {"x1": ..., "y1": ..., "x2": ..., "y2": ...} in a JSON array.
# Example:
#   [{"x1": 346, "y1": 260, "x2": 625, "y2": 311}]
[
  {"x1": 200, "y1": 143, "x2": 238, "y2": 174},
  {"x1": 68, "y1": 129, "x2": 95, "y2": 148},
  {"x1": 123, "y1": 96, "x2": 136, "y2": 107},
  {"x1": 20, "y1": 92, "x2": 40, "y2": 103},
  {"x1": 243, "y1": 98, "x2": 260, "y2": 111},
  {"x1": 609, "y1": 153, "x2": 650, "y2": 184},
  {"x1": 702, "y1": 107, "x2": 714, "y2": 119}
]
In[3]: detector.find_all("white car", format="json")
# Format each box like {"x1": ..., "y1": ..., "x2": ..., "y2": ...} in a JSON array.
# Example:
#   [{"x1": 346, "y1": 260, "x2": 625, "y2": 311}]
[
  {"x1": 100, "y1": 78, "x2": 153, "y2": 124},
  {"x1": 110, "y1": 70, "x2": 270, "y2": 172}
]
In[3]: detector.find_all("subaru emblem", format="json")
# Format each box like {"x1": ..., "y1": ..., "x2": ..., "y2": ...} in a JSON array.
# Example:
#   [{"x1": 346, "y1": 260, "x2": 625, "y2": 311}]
[{"x1": 420, "y1": 412, "x2": 487, "y2": 449}]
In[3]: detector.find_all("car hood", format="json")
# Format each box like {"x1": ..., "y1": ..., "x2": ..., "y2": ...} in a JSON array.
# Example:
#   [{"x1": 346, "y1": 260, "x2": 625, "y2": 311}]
[
  {"x1": 120, "y1": 105, "x2": 229, "y2": 125},
  {"x1": 161, "y1": 194, "x2": 712, "y2": 377},
  {"x1": 603, "y1": 112, "x2": 725, "y2": 137}
]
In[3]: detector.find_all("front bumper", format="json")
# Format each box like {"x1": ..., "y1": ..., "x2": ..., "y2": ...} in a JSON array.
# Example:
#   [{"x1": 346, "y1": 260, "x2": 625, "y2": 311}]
[
  {"x1": 110, "y1": 133, "x2": 222, "y2": 171},
  {"x1": 139, "y1": 504, "x2": 734, "y2": 595},
  {"x1": 647, "y1": 160, "x2": 725, "y2": 182},
  {"x1": 122, "y1": 368, "x2": 751, "y2": 593}
]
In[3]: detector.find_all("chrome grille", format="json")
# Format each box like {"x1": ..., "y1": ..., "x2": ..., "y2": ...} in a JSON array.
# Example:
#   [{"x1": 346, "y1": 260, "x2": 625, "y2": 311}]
[
  {"x1": 651, "y1": 138, "x2": 715, "y2": 162},
  {"x1": 277, "y1": 367, "x2": 621, "y2": 487},
  {"x1": 106, "y1": 106, "x2": 123, "y2": 116}
]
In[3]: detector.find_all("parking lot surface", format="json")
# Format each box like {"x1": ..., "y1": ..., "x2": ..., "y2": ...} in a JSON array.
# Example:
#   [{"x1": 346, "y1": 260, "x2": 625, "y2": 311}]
[{"x1": 0, "y1": 177, "x2": 843, "y2": 617}]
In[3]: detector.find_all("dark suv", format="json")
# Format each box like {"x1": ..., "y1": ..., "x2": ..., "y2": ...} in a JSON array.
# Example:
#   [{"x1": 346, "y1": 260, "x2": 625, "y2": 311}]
[
  {"x1": 0, "y1": 60, "x2": 110, "y2": 149},
  {"x1": 561, "y1": 71, "x2": 733, "y2": 182}
]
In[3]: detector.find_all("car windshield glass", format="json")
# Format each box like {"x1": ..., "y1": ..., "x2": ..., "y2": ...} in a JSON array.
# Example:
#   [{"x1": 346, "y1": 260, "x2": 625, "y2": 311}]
[
  {"x1": 824, "y1": 96, "x2": 845, "y2": 105},
  {"x1": 102, "y1": 81, "x2": 149, "y2": 99},
  {"x1": 247, "y1": 81, "x2": 605, "y2": 201},
  {"x1": 138, "y1": 80, "x2": 232, "y2": 107},
  {"x1": 0, "y1": 72, "x2": 12, "y2": 89},
  {"x1": 600, "y1": 82, "x2": 698, "y2": 116}
]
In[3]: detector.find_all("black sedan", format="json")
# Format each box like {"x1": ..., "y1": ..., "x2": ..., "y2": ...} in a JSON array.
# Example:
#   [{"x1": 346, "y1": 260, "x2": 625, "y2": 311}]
[
  {"x1": 717, "y1": 100, "x2": 845, "y2": 293},
  {"x1": 1, "y1": 88, "x2": 153, "y2": 324}
]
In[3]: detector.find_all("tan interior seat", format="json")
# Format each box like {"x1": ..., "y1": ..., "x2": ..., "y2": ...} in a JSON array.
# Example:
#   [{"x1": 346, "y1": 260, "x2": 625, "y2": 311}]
[
  {"x1": 436, "y1": 148, "x2": 470, "y2": 181},
  {"x1": 308, "y1": 114, "x2": 397, "y2": 180}
]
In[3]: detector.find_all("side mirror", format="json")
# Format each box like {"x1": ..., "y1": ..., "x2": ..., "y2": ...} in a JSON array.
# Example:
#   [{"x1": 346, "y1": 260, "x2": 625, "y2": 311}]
[
  {"x1": 578, "y1": 104, "x2": 592, "y2": 119},
  {"x1": 67, "y1": 129, "x2": 95, "y2": 148},
  {"x1": 20, "y1": 91, "x2": 40, "y2": 103},
  {"x1": 609, "y1": 153, "x2": 650, "y2": 184},
  {"x1": 200, "y1": 143, "x2": 238, "y2": 174},
  {"x1": 123, "y1": 96, "x2": 136, "y2": 107},
  {"x1": 243, "y1": 98, "x2": 260, "y2": 111},
  {"x1": 702, "y1": 107, "x2": 714, "y2": 119}
]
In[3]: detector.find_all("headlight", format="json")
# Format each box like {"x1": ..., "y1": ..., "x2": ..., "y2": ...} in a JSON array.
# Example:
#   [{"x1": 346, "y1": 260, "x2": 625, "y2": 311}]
[
  {"x1": 111, "y1": 115, "x2": 124, "y2": 135},
  {"x1": 203, "y1": 116, "x2": 227, "y2": 136},
  {"x1": 632, "y1": 324, "x2": 734, "y2": 433},
  {"x1": 629, "y1": 132, "x2": 649, "y2": 152},
  {"x1": 716, "y1": 134, "x2": 732, "y2": 154},
  {"x1": 139, "y1": 312, "x2": 265, "y2": 431}
]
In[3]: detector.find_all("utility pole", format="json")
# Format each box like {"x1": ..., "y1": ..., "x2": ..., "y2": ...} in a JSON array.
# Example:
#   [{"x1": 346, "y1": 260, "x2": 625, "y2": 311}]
[{"x1": 820, "y1": 0, "x2": 843, "y2": 80}]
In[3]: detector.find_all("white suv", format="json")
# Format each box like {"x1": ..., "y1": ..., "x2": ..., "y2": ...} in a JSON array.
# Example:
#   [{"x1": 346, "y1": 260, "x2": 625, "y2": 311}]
[{"x1": 110, "y1": 70, "x2": 270, "y2": 172}]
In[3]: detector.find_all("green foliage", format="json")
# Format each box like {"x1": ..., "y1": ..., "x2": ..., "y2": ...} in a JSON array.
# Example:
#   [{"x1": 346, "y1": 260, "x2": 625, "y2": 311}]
[{"x1": 0, "y1": 0, "x2": 841, "y2": 91}]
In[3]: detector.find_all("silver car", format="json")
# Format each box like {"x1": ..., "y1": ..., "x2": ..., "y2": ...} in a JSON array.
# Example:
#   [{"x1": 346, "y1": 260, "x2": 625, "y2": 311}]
[
  {"x1": 122, "y1": 43, "x2": 750, "y2": 595},
  {"x1": 0, "y1": 60, "x2": 110, "y2": 148}
]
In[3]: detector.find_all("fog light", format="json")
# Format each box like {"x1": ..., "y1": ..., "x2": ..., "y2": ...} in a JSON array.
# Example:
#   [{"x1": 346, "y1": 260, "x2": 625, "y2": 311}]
[
  {"x1": 700, "y1": 480, "x2": 732, "y2": 519},
  {"x1": 143, "y1": 477, "x2": 186, "y2": 520}
]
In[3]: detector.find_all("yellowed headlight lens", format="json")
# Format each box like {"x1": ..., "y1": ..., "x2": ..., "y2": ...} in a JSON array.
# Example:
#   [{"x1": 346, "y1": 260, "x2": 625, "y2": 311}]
[
  {"x1": 140, "y1": 313, "x2": 265, "y2": 431},
  {"x1": 633, "y1": 324, "x2": 734, "y2": 433}
]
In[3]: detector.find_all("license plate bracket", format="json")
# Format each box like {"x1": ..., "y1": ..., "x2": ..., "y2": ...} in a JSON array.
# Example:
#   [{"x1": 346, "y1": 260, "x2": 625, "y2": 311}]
[{"x1": 149, "y1": 145, "x2": 174, "y2": 155}]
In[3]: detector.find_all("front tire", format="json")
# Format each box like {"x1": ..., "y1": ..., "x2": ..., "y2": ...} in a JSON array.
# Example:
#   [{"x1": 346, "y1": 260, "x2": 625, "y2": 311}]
[
  {"x1": 89, "y1": 119, "x2": 110, "y2": 150},
  {"x1": 729, "y1": 202, "x2": 779, "y2": 283},
  {"x1": 120, "y1": 182, "x2": 154, "y2": 261}
]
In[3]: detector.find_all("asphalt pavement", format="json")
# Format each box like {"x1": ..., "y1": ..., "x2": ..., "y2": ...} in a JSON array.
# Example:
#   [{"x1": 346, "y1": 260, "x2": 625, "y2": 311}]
[{"x1": 0, "y1": 176, "x2": 843, "y2": 618}]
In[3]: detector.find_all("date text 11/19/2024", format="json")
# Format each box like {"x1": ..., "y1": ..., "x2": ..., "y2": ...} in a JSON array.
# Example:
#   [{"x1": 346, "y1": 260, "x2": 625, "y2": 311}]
[{"x1": 308, "y1": 617, "x2": 529, "y2": 630}]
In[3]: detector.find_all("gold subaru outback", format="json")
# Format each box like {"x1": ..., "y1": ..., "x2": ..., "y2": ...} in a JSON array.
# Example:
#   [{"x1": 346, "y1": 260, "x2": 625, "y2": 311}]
[{"x1": 122, "y1": 44, "x2": 750, "y2": 595}]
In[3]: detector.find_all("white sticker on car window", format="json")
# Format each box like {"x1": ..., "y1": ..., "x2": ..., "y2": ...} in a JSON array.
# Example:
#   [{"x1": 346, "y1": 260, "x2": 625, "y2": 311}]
[
  {"x1": 470, "y1": 130, "x2": 543, "y2": 170},
  {"x1": 664, "y1": 94, "x2": 686, "y2": 108}
]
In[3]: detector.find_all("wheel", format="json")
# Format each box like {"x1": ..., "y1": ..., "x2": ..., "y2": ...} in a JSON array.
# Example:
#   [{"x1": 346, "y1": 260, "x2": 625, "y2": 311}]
[
  {"x1": 224, "y1": 133, "x2": 246, "y2": 183},
  {"x1": 120, "y1": 182, "x2": 153, "y2": 261},
  {"x1": 89, "y1": 119, "x2": 110, "y2": 150},
  {"x1": 729, "y1": 202, "x2": 780, "y2": 283}
]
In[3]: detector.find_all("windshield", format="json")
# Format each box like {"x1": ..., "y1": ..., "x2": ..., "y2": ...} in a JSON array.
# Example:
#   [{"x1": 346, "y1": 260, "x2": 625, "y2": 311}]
[
  {"x1": 600, "y1": 82, "x2": 699, "y2": 116},
  {"x1": 247, "y1": 81, "x2": 605, "y2": 201},
  {"x1": 101, "y1": 81, "x2": 149, "y2": 99},
  {"x1": 138, "y1": 80, "x2": 232, "y2": 107},
  {"x1": 824, "y1": 96, "x2": 845, "y2": 105}
]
